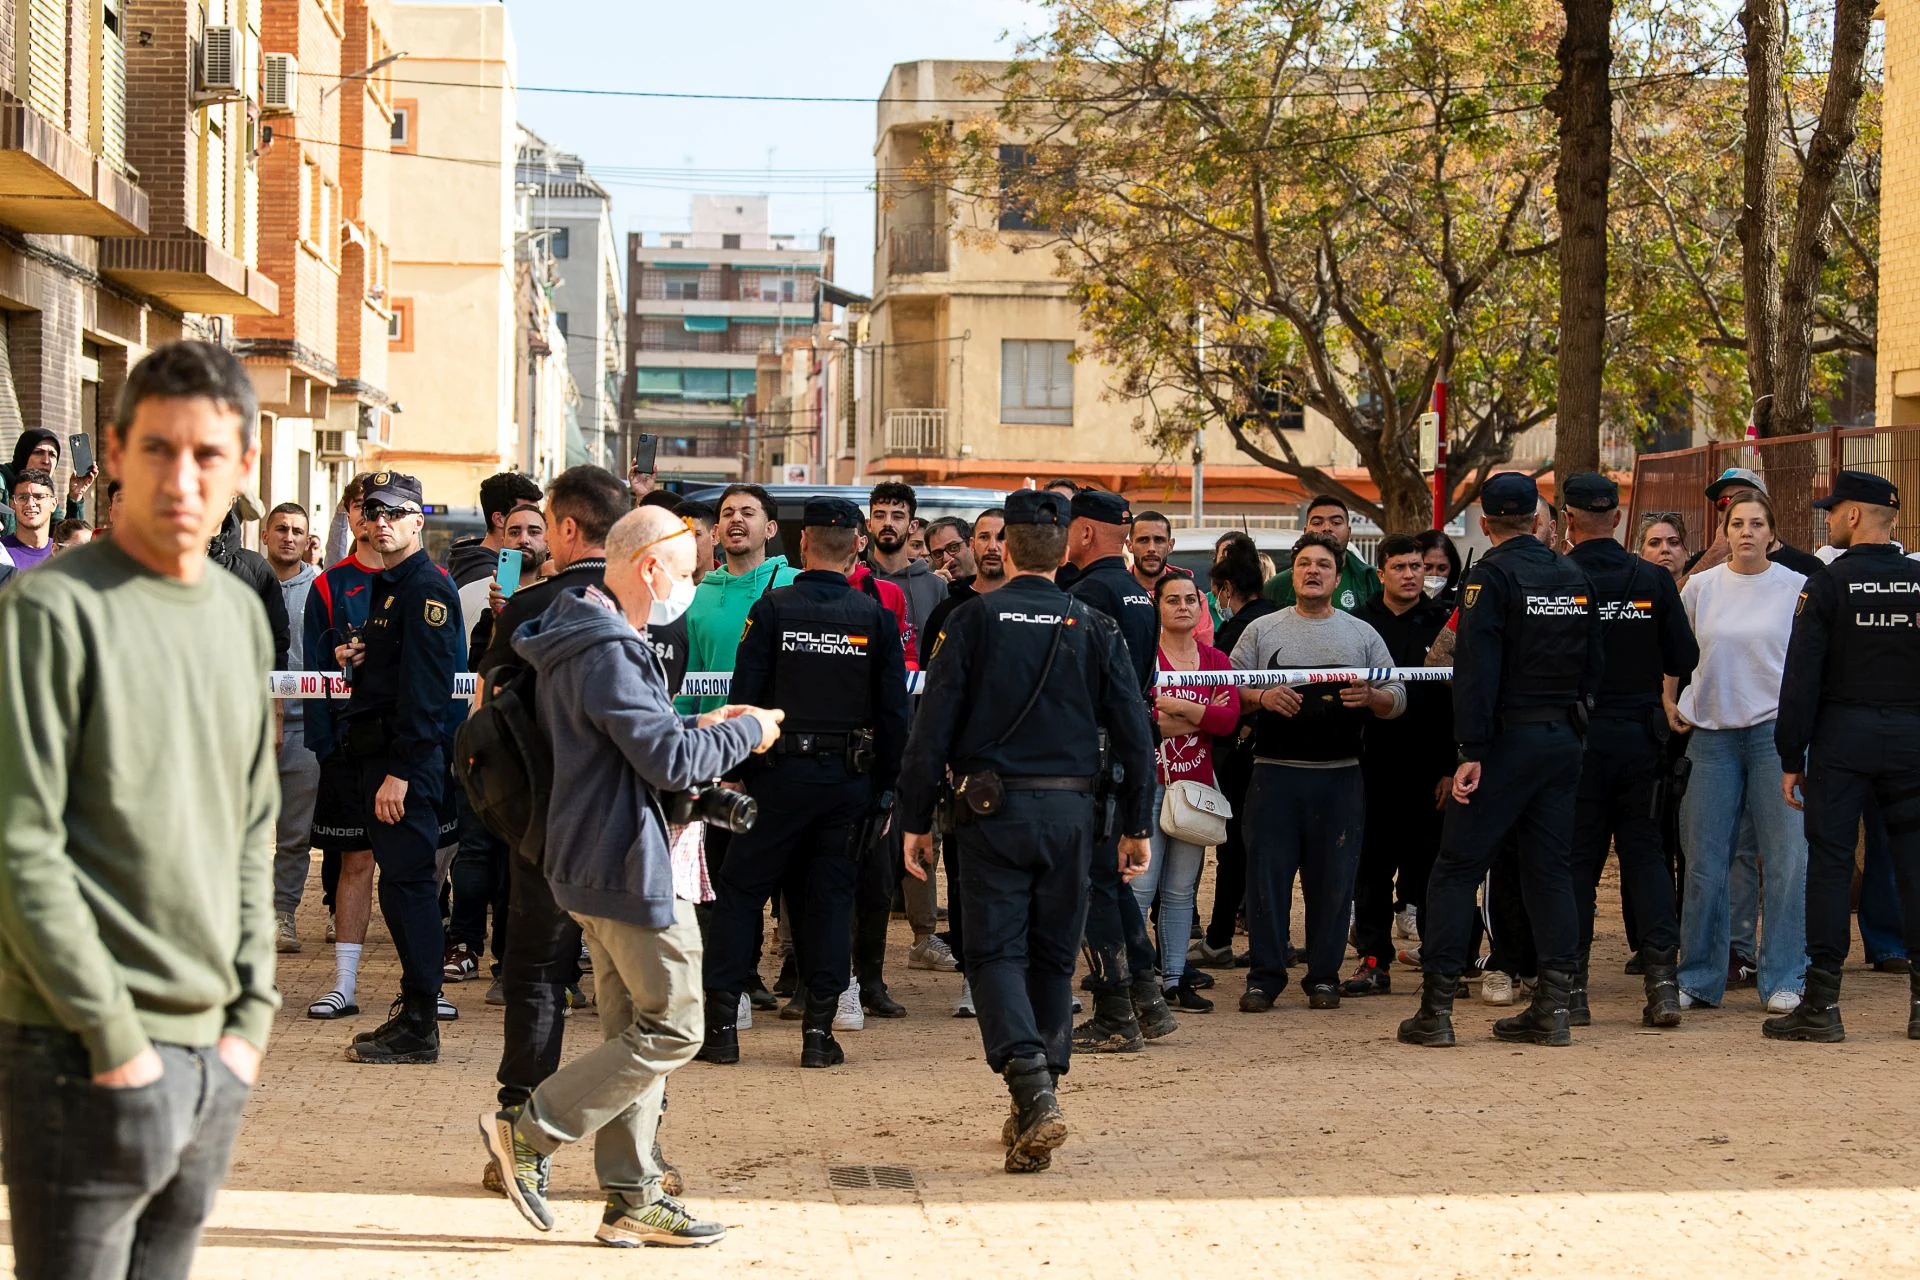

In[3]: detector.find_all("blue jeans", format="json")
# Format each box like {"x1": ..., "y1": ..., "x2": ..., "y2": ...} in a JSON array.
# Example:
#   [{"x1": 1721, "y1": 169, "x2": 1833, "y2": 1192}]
[
  {"x1": 1729, "y1": 812, "x2": 1759, "y2": 959},
  {"x1": 1130, "y1": 781, "x2": 1208, "y2": 982},
  {"x1": 1677, "y1": 722, "x2": 1808, "y2": 1005}
]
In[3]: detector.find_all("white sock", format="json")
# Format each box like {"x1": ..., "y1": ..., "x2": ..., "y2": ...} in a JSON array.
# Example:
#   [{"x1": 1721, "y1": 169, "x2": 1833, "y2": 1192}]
[{"x1": 334, "y1": 942, "x2": 363, "y2": 1002}]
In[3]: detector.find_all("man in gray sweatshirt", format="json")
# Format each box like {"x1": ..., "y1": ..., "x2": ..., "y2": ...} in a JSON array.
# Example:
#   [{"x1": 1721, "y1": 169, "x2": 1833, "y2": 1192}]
[
  {"x1": 868, "y1": 481, "x2": 947, "y2": 634},
  {"x1": 479, "y1": 505, "x2": 783, "y2": 1249}
]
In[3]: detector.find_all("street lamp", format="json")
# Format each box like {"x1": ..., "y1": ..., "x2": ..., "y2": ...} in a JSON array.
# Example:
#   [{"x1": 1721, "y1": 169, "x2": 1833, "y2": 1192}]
[{"x1": 322, "y1": 51, "x2": 408, "y2": 100}]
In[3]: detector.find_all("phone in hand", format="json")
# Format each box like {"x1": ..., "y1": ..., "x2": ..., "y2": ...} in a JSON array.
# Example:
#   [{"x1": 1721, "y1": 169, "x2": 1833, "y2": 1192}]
[
  {"x1": 495, "y1": 548, "x2": 523, "y2": 598},
  {"x1": 632, "y1": 433, "x2": 658, "y2": 476},
  {"x1": 68, "y1": 433, "x2": 95, "y2": 479}
]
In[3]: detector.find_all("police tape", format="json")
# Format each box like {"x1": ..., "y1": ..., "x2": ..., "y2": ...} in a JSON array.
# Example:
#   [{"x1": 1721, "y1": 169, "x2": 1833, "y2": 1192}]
[{"x1": 267, "y1": 666, "x2": 1453, "y2": 701}]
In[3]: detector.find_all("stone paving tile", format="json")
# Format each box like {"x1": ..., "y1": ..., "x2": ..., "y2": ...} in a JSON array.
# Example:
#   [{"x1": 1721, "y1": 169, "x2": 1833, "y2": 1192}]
[{"x1": 6, "y1": 859, "x2": 1920, "y2": 1278}]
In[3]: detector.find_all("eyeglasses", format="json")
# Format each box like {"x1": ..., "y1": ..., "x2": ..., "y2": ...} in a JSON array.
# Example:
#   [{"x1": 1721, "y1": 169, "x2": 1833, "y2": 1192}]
[
  {"x1": 629, "y1": 517, "x2": 697, "y2": 563},
  {"x1": 11, "y1": 491, "x2": 53, "y2": 507},
  {"x1": 927, "y1": 542, "x2": 962, "y2": 561}
]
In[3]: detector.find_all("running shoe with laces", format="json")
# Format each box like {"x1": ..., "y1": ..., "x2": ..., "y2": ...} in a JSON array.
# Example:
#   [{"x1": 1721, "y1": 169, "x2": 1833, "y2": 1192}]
[
  {"x1": 1728, "y1": 951, "x2": 1758, "y2": 989},
  {"x1": 737, "y1": 992, "x2": 753, "y2": 1031},
  {"x1": 908, "y1": 935, "x2": 960, "y2": 971},
  {"x1": 595, "y1": 1195, "x2": 727, "y2": 1248},
  {"x1": 276, "y1": 911, "x2": 302, "y2": 954},
  {"x1": 954, "y1": 978, "x2": 976, "y2": 1018},
  {"x1": 832, "y1": 981, "x2": 865, "y2": 1031},
  {"x1": 478, "y1": 1110, "x2": 553, "y2": 1231},
  {"x1": 1340, "y1": 957, "x2": 1391, "y2": 997},
  {"x1": 1392, "y1": 905, "x2": 1420, "y2": 942},
  {"x1": 443, "y1": 942, "x2": 478, "y2": 983},
  {"x1": 1480, "y1": 971, "x2": 1515, "y2": 1006}
]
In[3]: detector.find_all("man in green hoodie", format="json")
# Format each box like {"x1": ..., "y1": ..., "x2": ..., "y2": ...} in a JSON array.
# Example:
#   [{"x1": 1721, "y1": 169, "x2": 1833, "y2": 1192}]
[
  {"x1": 678, "y1": 482, "x2": 797, "y2": 713},
  {"x1": 0, "y1": 341, "x2": 279, "y2": 1280},
  {"x1": 1262, "y1": 493, "x2": 1380, "y2": 613}
]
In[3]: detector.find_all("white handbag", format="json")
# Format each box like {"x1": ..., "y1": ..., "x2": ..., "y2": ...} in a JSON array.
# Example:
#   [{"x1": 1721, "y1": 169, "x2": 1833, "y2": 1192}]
[{"x1": 1159, "y1": 778, "x2": 1232, "y2": 846}]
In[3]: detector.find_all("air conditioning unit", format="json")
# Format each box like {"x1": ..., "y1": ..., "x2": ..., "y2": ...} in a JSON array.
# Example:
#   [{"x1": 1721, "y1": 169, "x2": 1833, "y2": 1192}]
[
  {"x1": 316, "y1": 428, "x2": 360, "y2": 462},
  {"x1": 262, "y1": 53, "x2": 297, "y2": 113},
  {"x1": 198, "y1": 25, "x2": 244, "y2": 99}
]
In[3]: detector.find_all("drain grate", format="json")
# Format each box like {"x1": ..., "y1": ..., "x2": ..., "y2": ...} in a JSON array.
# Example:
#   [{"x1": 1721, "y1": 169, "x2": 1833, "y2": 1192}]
[{"x1": 829, "y1": 1164, "x2": 916, "y2": 1190}]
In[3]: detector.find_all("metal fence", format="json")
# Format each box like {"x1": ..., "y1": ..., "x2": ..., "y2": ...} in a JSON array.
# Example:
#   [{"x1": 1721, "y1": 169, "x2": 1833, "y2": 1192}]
[{"x1": 1628, "y1": 425, "x2": 1920, "y2": 553}]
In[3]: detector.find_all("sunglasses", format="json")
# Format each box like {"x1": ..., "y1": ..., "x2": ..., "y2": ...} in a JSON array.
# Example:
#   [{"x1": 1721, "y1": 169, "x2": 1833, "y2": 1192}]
[
  {"x1": 362, "y1": 503, "x2": 419, "y2": 522},
  {"x1": 629, "y1": 517, "x2": 698, "y2": 563}
]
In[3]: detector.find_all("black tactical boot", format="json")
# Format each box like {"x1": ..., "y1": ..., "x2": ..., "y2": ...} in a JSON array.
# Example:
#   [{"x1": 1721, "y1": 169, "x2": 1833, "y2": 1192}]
[
  {"x1": 1763, "y1": 966, "x2": 1845, "y2": 1042},
  {"x1": 1908, "y1": 971, "x2": 1920, "y2": 1041},
  {"x1": 1130, "y1": 972, "x2": 1178, "y2": 1040},
  {"x1": 1397, "y1": 970, "x2": 1459, "y2": 1047},
  {"x1": 1492, "y1": 967, "x2": 1574, "y2": 1045},
  {"x1": 694, "y1": 991, "x2": 740, "y2": 1065},
  {"x1": 346, "y1": 990, "x2": 439, "y2": 1063},
  {"x1": 772, "y1": 953, "x2": 798, "y2": 998},
  {"x1": 1070, "y1": 992, "x2": 1144, "y2": 1053},
  {"x1": 1641, "y1": 946, "x2": 1682, "y2": 1028},
  {"x1": 1566, "y1": 953, "x2": 1591, "y2": 1028},
  {"x1": 1002, "y1": 1055, "x2": 1068, "y2": 1174},
  {"x1": 800, "y1": 991, "x2": 844, "y2": 1068}
]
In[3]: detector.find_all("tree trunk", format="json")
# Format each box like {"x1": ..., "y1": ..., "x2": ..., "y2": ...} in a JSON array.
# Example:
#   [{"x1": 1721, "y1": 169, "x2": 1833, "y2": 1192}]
[
  {"x1": 1549, "y1": 0, "x2": 1613, "y2": 481},
  {"x1": 1738, "y1": 0, "x2": 1783, "y2": 436},
  {"x1": 1378, "y1": 462, "x2": 1433, "y2": 534},
  {"x1": 1774, "y1": 0, "x2": 1879, "y2": 438}
]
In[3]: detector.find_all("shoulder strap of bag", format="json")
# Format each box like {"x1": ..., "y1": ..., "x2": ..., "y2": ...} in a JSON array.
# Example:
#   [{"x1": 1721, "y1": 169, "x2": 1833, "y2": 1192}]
[{"x1": 989, "y1": 602, "x2": 1073, "y2": 749}]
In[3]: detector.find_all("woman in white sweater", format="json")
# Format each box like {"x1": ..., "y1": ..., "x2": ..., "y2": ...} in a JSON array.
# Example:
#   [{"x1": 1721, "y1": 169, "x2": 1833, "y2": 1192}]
[{"x1": 1663, "y1": 492, "x2": 1809, "y2": 1012}]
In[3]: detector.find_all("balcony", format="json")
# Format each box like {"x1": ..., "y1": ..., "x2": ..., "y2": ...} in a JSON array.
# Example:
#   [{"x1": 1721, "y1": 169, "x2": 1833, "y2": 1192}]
[
  {"x1": 99, "y1": 235, "x2": 279, "y2": 316},
  {"x1": 0, "y1": 101, "x2": 148, "y2": 236},
  {"x1": 888, "y1": 226, "x2": 947, "y2": 275},
  {"x1": 885, "y1": 408, "x2": 947, "y2": 456}
]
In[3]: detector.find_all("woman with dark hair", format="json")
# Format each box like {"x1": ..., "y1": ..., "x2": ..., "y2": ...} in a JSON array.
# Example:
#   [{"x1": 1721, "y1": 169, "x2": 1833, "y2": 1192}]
[
  {"x1": 1206, "y1": 531, "x2": 1257, "y2": 629},
  {"x1": 1413, "y1": 528, "x2": 1462, "y2": 602}
]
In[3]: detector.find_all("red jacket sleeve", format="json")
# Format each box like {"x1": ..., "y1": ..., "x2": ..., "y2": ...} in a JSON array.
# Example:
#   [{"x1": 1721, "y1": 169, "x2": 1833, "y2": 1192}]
[{"x1": 876, "y1": 579, "x2": 919, "y2": 671}]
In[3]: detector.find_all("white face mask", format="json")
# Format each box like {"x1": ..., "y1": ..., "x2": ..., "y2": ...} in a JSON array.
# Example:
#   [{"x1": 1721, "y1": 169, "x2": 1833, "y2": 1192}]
[
  {"x1": 1424, "y1": 575, "x2": 1449, "y2": 597},
  {"x1": 647, "y1": 569, "x2": 697, "y2": 626}
]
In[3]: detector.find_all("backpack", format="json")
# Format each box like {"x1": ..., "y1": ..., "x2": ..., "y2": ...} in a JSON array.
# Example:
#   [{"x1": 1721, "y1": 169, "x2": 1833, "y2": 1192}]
[{"x1": 452, "y1": 660, "x2": 553, "y2": 864}]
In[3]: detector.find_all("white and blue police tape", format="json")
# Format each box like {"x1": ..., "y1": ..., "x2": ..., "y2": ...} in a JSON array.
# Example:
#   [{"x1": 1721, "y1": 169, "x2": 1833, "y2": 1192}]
[{"x1": 267, "y1": 666, "x2": 1452, "y2": 701}]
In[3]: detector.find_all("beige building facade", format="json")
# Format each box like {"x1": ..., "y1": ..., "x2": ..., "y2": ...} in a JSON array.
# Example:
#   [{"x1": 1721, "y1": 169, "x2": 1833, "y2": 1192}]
[{"x1": 1880, "y1": 2, "x2": 1919, "y2": 425}]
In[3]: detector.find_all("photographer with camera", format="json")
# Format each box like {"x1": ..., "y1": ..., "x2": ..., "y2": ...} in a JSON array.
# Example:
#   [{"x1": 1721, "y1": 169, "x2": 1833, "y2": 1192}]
[
  {"x1": 479, "y1": 503, "x2": 780, "y2": 1249},
  {"x1": 696, "y1": 498, "x2": 912, "y2": 1070}
]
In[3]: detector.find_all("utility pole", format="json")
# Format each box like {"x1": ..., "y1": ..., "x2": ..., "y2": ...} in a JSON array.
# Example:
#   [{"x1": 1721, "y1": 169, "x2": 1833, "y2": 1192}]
[
  {"x1": 1191, "y1": 434, "x2": 1205, "y2": 522},
  {"x1": 1430, "y1": 375, "x2": 1449, "y2": 529}
]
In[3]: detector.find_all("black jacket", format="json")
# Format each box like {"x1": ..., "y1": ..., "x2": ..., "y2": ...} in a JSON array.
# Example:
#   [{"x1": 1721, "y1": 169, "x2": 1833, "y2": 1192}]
[
  {"x1": 208, "y1": 526, "x2": 291, "y2": 671},
  {"x1": 919, "y1": 575, "x2": 981, "y2": 666},
  {"x1": 1067, "y1": 554, "x2": 1158, "y2": 697},
  {"x1": 1355, "y1": 593, "x2": 1453, "y2": 778},
  {"x1": 1776, "y1": 542, "x2": 1920, "y2": 772},
  {"x1": 479, "y1": 557, "x2": 608, "y2": 687},
  {"x1": 1567, "y1": 537, "x2": 1697, "y2": 712}
]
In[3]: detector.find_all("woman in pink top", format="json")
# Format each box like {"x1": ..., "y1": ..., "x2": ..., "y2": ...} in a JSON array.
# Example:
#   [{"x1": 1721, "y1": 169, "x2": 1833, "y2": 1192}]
[{"x1": 1132, "y1": 574, "x2": 1239, "y2": 1010}]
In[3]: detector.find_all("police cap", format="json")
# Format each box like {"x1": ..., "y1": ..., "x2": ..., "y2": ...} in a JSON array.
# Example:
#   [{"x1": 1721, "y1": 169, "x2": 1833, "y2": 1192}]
[
  {"x1": 1480, "y1": 472, "x2": 1539, "y2": 517},
  {"x1": 1005, "y1": 489, "x2": 1070, "y2": 527},
  {"x1": 1812, "y1": 469, "x2": 1900, "y2": 511},
  {"x1": 1068, "y1": 489, "x2": 1130, "y2": 525},
  {"x1": 362, "y1": 470, "x2": 425, "y2": 512},
  {"x1": 1560, "y1": 472, "x2": 1618, "y2": 512},
  {"x1": 803, "y1": 496, "x2": 864, "y2": 529}
]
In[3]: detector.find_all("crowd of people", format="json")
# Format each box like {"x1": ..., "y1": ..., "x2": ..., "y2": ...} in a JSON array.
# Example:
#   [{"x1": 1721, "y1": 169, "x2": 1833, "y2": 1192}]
[{"x1": 5, "y1": 339, "x2": 1919, "y2": 1275}]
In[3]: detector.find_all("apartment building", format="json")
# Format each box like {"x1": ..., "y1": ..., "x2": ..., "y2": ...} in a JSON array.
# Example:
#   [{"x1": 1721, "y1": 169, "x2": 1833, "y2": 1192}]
[
  {"x1": 625, "y1": 195, "x2": 833, "y2": 484},
  {"x1": 1881, "y1": 2, "x2": 1920, "y2": 425},
  {"x1": 516, "y1": 126, "x2": 622, "y2": 469}
]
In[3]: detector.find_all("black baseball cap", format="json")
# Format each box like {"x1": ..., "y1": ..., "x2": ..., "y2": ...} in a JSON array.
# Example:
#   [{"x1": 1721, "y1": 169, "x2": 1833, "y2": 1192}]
[
  {"x1": 802, "y1": 496, "x2": 864, "y2": 529},
  {"x1": 1480, "y1": 472, "x2": 1539, "y2": 517},
  {"x1": 1812, "y1": 469, "x2": 1900, "y2": 511},
  {"x1": 1005, "y1": 489, "x2": 1070, "y2": 527},
  {"x1": 1069, "y1": 489, "x2": 1130, "y2": 525},
  {"x1": 1561, "y1": 472, "x2": 1618, "y2": 512},
  {"x1": 361, "y1": 470, "x2": 424, "y2": 512}
]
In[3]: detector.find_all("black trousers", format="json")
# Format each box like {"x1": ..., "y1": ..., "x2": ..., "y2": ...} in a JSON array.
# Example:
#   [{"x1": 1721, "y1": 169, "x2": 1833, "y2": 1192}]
[
  {"x1": 360, "y1": 756, "x2": 446, "y2": 998},
  {"x1": 1573, "y1": 712, "x2": 1680, "y2": 958},
  {"x1": 704, "y1": 762, "x2": 869, "y2": 1002},
  {"x1": 1205, "y1": 743, "x2": 1254, "y2": 949},
  {"x1": 1804, "y1": 705, "x2": 1920, "y2": 973},
  {"x1": 497, "y1": 850, "x2": 582, "y2": 1109},
  {"x1": 1082, "y1": 827, "x2": 1157, "y2": 994},
  {"x1": 852, "y1": 823, "x2": 896, "y2": 989},
  {"x1": 1352, "y1": 757, "x2": 1443, "y2": 966},
  {"x1": 955, "y1": 791, "x2": 1094, "y2": 1076},
  {"x1": 1483, "y1": 838, "x2": 1537, "y2": 977},
  {"x1": 0, "y1": 1025, "x2": 250, "y2": 1280},
  {"x1": 1423, "y1": 721, "x2": 1584, "y2": 978},
  {"x1": 450, "y1": 787, "x2": 510, "y2": 968},
  {"x1": 1243, "y1": 763, "x2": 1366, "y2": 992}
]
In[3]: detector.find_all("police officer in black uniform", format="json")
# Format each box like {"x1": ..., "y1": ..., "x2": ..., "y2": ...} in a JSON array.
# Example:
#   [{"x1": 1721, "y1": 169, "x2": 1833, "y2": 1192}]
[
  {"x1": 697, "y1": 498, "x2": 911, "y2": 1068},
  {"x1": 1399, "y1": 472, "x2": 1602, "y2": 1049},
  {"x1": 1562, "y1": 472, "x2": 1698, "y2": 1028},
  {"x1": 1769, "y1": 471, "x2": 1920, "y2": 1042},
  {"x1": 1063, "y1": 488, "x2": 1176, "y2": 1051},
  {"x1": 340, "y1": 471, "x2": 466, "y2": 1064},
  {"x1": 900, "y1": 488, "x2": 1155, "y2": 1174}
]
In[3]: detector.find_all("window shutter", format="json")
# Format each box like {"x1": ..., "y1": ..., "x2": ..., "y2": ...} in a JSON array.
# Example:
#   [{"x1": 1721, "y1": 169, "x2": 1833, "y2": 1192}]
[
  {"x1": 1045, "y1": 342, "x2": 1073, "y2": 409},
  {"x1": 1000, "y1": 340, "x2": 1023, "y2": 418}
]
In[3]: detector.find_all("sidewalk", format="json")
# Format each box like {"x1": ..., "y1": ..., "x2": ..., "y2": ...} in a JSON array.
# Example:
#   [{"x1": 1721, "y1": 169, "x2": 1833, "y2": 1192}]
[{"x1": 8, "y1": 867, "x2": 1920, "y2": 1278}]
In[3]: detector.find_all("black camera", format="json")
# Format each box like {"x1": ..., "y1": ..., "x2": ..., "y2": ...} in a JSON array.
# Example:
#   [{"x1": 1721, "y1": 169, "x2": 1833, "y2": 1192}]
[{"x1": 663, "y1": 783, "x2": 758, "y2": 834}]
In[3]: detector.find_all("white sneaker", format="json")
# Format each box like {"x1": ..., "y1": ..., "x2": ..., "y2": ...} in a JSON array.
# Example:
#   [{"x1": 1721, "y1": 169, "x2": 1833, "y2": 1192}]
[
  {"x1": 1678, "y1": 991, "x2": 1696, "y2": 1010},
  {"x1": 275, "y1": 911, "x2": 302, "y2": 954},
  {"x1": 1480, "y1": 970, "x2": 1515, "y2": 1006},
  {"x1": 833, "y1": 981, "x2": 865, "y2": 1031},
  {"x1": 737, "y1": 992, "x2": 753, "y2": 1030},
  {"x1": 954, "y1": 978, "x2": 976, "y2": 1018},
  {"x1": 908, "y1": 935, "x2": 960, "y2": 971},
  {"x1": 325, "y1": 911, "x2": 336, "y2": 943},
  {"x1": 1393, "y1": 906, "x2": 1420, "y2": 942},
  {"x1": 1766, "y1": 990, "x2": 1802, "y2": 1014},
  {"x1": 1071, "y1": 995, "x2": 1083, "y2": 1014}
]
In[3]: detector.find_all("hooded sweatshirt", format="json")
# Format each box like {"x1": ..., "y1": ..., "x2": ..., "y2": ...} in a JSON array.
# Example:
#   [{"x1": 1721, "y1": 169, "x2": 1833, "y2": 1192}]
[
  {"x1": 511, "y1": 589, "x2": 763, "y2": 928},
  {"x1": 679, "y1": 553, "x2": 798, "y2": 712},
  {"x1": 2, "y1": 429, "x2": 83, "y2": 538},
  {"x1": 871, "y1": 555, "x2": 946, "y2": 635}
]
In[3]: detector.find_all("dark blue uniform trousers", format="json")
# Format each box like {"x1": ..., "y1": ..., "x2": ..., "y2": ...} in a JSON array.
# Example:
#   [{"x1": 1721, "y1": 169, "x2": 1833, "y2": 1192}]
[
  {"x1": 1082, "y1": 832, "x2": 1157, "y2": 994},
  {"x1": 704, "y1": 762, "x2": 868, "y2": 1003},
  {"x1": 955, "y1": 790, "x2": 1094, "y2": 1077},
  {"x1": 360, "y1": 755, "x2": 447, "y2": 998},
  {"x1": 1804, "y1": 705, "x2": 1920, "y2": 972},
  {"x1": 1573, "y1": 712, "x2": 1681, "y2": 957},
  {"x1": 1422, "y1": 721, "x2": 1584, "y2": 979}
]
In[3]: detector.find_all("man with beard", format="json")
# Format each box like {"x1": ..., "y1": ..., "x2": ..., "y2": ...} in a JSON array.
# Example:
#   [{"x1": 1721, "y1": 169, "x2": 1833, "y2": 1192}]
[
  {"x1": 1128, "y1": 510, "x2": 1212, "y2": 645},
  {"x1": 681, "y1": 484, "x2": 797, "y2": 715},
  {"x1": 868, "y1": 482, "x2": 945, "y2": 634},
  {"x1": 1261, "y1": 494, "x2": 1379, "y2": 613}
]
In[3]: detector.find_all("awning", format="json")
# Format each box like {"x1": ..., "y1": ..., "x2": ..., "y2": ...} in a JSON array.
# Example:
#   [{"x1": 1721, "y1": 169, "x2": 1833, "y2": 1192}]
[{"x1": 683, "y1": 316, "x2": 729, "y2": 333}]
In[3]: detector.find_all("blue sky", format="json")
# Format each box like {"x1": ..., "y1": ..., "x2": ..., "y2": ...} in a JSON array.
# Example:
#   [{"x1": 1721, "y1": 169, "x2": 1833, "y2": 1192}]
[{"x1": 499, "y1": 0, "x2": 1040, "y2": 294}]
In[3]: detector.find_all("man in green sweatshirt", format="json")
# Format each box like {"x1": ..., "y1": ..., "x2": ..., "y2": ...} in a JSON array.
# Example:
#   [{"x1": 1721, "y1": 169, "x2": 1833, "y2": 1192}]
[
  {"x1": 0, "y1": 341, "x2": 280, "y2": 1280},
  {"x1": 678, "y1": 481, "x2": 797, "y2": 714},
  {"x1": 1262, "y1": 493, "x2": 1380, "y2": 613}
]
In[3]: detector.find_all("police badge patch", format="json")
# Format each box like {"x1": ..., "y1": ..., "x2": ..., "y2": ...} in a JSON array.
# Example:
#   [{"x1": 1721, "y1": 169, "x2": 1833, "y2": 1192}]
[
  {"x1": 1464, "y1": 583, "x2": 1481, "y2": 609},
  {"x1": 424, "y1": 599, "x2": 448, "y2": 628}
]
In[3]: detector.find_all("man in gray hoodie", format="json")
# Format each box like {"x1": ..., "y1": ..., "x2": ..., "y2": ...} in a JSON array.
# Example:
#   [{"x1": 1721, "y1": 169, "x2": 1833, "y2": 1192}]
[
  {"x1": 479, "y1": 505, "x2": 783, "y2": 1248},
  {"x1": 868, "y1": 481, "x2": 947, "y2": 634}
]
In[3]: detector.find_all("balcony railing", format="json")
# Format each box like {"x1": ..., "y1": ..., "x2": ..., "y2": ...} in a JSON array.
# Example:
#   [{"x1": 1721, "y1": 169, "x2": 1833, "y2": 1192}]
[
  {"x1": 884, "y1": 408, "x2": 947, "y2": 456},
  {"x1": 888, "y1": 226, "x2": 948, "y2": 275}
]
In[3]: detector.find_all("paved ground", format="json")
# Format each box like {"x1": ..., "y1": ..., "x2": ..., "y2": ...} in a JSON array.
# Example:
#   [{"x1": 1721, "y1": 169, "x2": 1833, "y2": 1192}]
[{"x1": 8, "y1": 860, "x2": 1920, "y2": 1279}]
